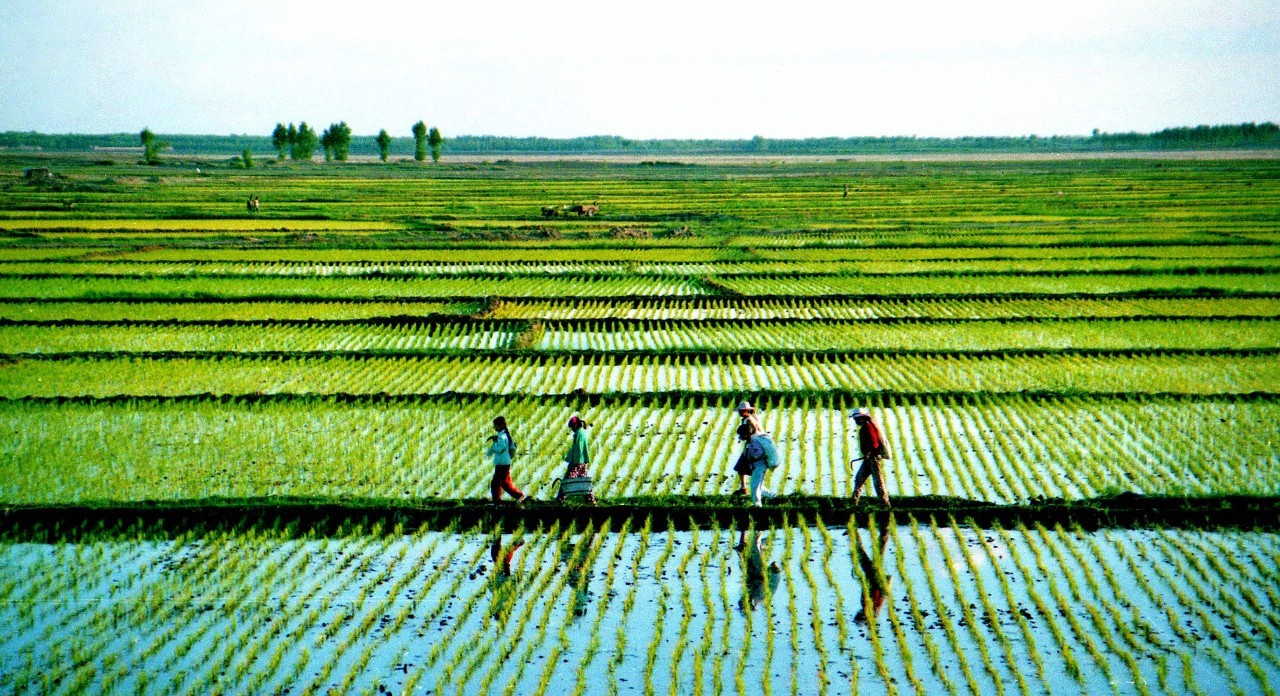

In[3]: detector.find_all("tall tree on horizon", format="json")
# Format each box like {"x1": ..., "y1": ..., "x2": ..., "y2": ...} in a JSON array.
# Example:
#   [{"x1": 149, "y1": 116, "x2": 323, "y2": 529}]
[
  {"x1": 427, "y1": 127, "x2": 444, "y2": 163},
  {"x1": 291, "y1": 122, "x2": 318, "y2": 160},
  {"x1": 271, "y1": 123, "x2": 289, "y2": 159},
  {"x1": 412, "y1": 121, "x2": 428, "y2": 162},
  {"x1": 375, "y1": 129, "x2": 393, "y2": 162},
  {"x1": 138, "y1": 127, "x2": 168, "y2": 164},
  {"x1": 320, "y1": 122, "x2": 352, "y2": 162}
]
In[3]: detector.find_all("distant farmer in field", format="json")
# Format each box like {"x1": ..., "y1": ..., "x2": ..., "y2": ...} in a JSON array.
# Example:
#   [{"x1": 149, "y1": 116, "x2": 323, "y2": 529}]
[
  {"x1": 246, "y1": 195, "x2": 260, "y2": 213},
  {"x1": 850, "y1": 408, "x2": 891, "y2": 507},
  {"x1": 732, "y1": 401, "x2": 765, "y2": 496},
  {"x1": 854, "y1": 524, "x2": 893, "y2": 624},
  {"x1": 487, "y1": 416, "x2": 527, "y2": 506},
  {"x1": 556, "y1": 415, "x2": 596, "y2": 504},
  {"x1": 736, "y1": 423, "x2": 779, "y2": 507},
  {"x1": 843, "y1": 184, "x2": 850, "y2": 198}
]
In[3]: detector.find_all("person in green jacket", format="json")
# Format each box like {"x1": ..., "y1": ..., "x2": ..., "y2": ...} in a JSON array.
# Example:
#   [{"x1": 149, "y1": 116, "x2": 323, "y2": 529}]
[{"x1": 557, "y1": 414, "x2": 596, "y2": 504}]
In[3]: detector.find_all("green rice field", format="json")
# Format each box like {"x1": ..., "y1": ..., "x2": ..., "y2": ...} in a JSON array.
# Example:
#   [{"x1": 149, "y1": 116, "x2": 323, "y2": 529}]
[{"x1": 1, "y1": 154, "x2": 1278, "y2": 694}]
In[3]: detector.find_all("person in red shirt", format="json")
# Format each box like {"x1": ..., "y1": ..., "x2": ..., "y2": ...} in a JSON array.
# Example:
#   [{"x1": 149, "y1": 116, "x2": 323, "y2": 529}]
[{"x1": 851, "y1": 408, "x2": 891, "y2": 507}]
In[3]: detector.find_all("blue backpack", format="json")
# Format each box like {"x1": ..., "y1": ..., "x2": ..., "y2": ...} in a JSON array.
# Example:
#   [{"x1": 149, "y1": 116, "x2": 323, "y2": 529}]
[{"x1": 753, "y1": 434, "x2": 781, "y2": 470}]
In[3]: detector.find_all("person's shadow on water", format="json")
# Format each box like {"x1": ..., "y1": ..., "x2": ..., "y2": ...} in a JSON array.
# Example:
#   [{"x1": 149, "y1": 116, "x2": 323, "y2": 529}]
[
  {"x1": 854, "y1": 524, "x2": 893, "y2": 625},
  {"x1": 488, "y1": 537, "x2": 524, "y2": 625},
  {"x1": 737, "y1": 528, "x2": 782, "y2": 613}
]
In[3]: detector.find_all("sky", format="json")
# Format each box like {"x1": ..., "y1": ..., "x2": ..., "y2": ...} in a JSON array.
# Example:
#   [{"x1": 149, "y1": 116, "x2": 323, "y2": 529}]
[{"x1": 1, "y1": 0, "x2": 1278, "y2": 139}]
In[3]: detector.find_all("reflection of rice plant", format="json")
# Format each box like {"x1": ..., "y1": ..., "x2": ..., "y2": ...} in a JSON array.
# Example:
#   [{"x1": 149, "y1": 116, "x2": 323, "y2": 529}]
[
  {"x1": 929, "y1": 516, "x2": 1003, "y2": 692},
  {"x1": 797, "y1": 519, "x2": 830, "y2": 693},
  {"x1": 993, "y1": 521, "x2": 1082, "y2": 682},
  {"x1": 641, "y1": 520, "x2": 678, "y2": 695},
  {"x1": 1021, "y1": 521, "x2": 1113, "y2": 682},
  {"x1": 892, "y1": 515, "x2": 954, "y2": 693}
]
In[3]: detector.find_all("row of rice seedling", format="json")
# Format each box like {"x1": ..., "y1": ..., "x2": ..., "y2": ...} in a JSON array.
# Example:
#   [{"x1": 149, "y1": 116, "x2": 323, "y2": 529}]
[
  {"x1": 6, "y1": 296, "x2": 1279, "y2": 324},
  {"x1": 3, "y1": 271, "x2": 1278, "y2": 302},
  {"x1": 0, "y1": 321, "x2": 522, "y2": 355},
  {"x1": 3, "y1": 394, "x2": 1275, "y2": 505},
  {"x1": 3, "y1": 352, "x2": 1275, "y2": 399},
  {"x1": 0, "y1": 248, "x2": 99, "y2": 261},
  {"x1": 0, "y1": 300, "x2": 477, "y2": 322},
  {"x1": 714, "y1": 272, "x2": 1280, "y2": 297},
  {"x1": 104, "y1": 242, "x2": 1280, "y2": 264},
  {"x1": 0, "y1": 274, "x2": 708, "y2": 300},
  {"x1": 6, "y1": 317, "x2": 1279, "y2": 356},
  {"x1": 754, "y1": 243, "x2": 1280, "y2": 262},
  {"x1": 8, "y1": 255, "x2": 1280, "y2": 277},
  {"x1": 115, "y1": 247, "x2": 737, "y2": 263},
  {"x1": 483, "y1": 296, "x2": 1280, "y2": 320},
  {"x1": 529, "y1": 318, "x2": 1280, "y2": 353},
  {"x1": 731, "y1": 229, "x2": 1238, "y2": 248},
  {"x1": 3, "y1": 518, "x2": 1277, "y2": 694}
]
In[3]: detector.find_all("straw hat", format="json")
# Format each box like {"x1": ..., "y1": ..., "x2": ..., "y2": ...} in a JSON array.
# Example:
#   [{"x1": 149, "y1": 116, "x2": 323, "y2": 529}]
[
  {"x1": 850, "y1": 407, "x2": 871, "y2": 420},
  {"x1": 736, "y1": 400, "x2": 756, "y2": 413}
]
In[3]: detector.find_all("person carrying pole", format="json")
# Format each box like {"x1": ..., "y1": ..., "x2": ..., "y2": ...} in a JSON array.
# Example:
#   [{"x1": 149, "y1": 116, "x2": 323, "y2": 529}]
[
  {"x1": 487, "y1": 416, "x2": 527, "y2": 506},
  {"x1": 732, "y1": 400, "x2": 765, "y2": 496},
  {"x1": 850, "y1": 407, "x2": 891, "y2": 507}
]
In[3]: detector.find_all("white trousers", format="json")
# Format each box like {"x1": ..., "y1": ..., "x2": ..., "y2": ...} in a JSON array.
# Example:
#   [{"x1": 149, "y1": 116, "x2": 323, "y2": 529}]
[{"x1": 750, "y1": 464, "x2": 775, "y2": 507}]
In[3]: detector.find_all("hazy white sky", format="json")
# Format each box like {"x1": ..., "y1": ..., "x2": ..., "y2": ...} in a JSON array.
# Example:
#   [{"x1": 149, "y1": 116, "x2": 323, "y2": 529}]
[{"x1": 2, "y1": 0, "x2": 1278, "y2": 138}]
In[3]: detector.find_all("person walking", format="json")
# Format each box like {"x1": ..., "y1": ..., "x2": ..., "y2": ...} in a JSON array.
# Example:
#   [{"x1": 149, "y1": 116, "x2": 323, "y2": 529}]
[
  {"x1": 487, "y1": 416, "x2": 527, "y2": 506},
  {"x1": 557, "y1": 415, "x2": 596, "y2": 504},
  {"x1": 736, "y1": 423, "x2": 778, "y2": 508},
  {"x1": 850, "y1": 407, "x2": 891, "y2": 507},
  {"x1": 732, "y1": 400, "x2": 765, "y2": 496}
]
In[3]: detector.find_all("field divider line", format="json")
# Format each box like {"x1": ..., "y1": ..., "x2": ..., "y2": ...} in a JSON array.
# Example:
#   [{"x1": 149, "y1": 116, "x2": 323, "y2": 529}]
[
  {"x1": 4, "y1": 290, "x2": 1280, "y2": 303},
  {"x1": 6, "y1": 346, "x2": 1280, "y2": 363}
]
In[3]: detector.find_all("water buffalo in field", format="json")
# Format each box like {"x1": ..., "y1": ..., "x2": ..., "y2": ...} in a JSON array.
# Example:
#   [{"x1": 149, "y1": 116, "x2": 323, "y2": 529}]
[
  {"x1": 541, "y1": 206, "x2": 560, "y2": 218},
  {"x1": 570, "y1": 204, "x2": 600, "y2": 217}
]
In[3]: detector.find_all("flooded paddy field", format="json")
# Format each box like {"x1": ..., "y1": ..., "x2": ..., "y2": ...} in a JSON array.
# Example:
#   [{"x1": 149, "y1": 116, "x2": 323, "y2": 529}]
[{"x1": 1, "y1": 517, "x2": 1277, "y2": 695}]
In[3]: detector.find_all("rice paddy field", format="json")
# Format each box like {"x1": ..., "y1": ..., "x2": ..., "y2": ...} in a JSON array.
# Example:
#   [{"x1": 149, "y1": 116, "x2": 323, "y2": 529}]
[{"x1": 1, "y1": 154, "x2": 1279, "y2": 694}]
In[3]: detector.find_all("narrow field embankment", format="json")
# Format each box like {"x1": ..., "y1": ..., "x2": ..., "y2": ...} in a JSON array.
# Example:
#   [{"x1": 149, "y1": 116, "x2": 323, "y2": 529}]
[{"x1": 4, "y1": 494, "x2": 1278, "y2": 537}]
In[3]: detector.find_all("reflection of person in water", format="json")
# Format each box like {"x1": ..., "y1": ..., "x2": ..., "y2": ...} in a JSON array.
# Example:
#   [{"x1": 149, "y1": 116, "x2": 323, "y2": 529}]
[
  {"x1": 854, "y1": 524, "x2": 893, "y2": 624},
  {"x1": 489, "y1": 537, "x2": 524, "y2": 624},
  {"x1": 737, "y1": 529, "x2": 782, "y2": 612},
  {"x1": 560, "y1": 541, "x2": 591, "y2": 618}
]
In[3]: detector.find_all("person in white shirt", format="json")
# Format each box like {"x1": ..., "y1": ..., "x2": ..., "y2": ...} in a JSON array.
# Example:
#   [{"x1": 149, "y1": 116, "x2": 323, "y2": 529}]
[{"x1": 487, "y1": 416, "x2": 527, "y2": 506}]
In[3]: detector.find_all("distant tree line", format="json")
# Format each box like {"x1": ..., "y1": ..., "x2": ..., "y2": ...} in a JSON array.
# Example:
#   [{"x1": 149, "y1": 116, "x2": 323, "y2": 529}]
[{"x1": 4, "y1": 122, "x2": 1276, "y2": 157}]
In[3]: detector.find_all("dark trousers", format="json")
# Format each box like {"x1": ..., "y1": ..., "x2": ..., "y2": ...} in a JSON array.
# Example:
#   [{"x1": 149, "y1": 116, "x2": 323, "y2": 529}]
[
  {"x1": 491, "y1": 466, "x2": 523, "y2": 502},
  {"x1": 853, "y1": 455, "x2": 889, "y2": 503}
]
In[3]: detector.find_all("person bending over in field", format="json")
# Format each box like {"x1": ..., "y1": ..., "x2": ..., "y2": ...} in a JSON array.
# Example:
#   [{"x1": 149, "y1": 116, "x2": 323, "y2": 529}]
[
  {"x1": 556, "y1": 415, "x2": 596, "y2": 504},
  {"x1": 735, "y1": 422, "x2": 778, "y2": 508},
  {"x1": 732, "y1": 400, "x2": 765, "y2": 496},
  {"x1": 487, "y1": 416, "x2": 527, "y2": 506},
  {"x1": 850, "y1": 408, "x2": 891, "y2": 507}
]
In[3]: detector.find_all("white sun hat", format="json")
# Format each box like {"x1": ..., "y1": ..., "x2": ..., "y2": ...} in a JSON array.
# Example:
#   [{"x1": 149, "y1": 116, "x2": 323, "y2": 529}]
[
  {"x1": 736, "y1": 400, "x2": 755, "y2": 413},
  {"x1": 850, "y1": 407, "x2": 871, "y2": 419}
]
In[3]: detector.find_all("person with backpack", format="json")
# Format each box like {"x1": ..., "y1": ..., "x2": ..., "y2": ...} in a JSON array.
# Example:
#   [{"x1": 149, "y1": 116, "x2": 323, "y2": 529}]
[
  {"x1": 557, "y1": 414, "x2": 596, "y2": 504},
  {"x1": 850, "y1": 407, "x2": 891, "y2": 507},
  {"x1": 732, "y1": 400, "x2": 766, "y2": 496},
  {"x1": 736, "y1": 422, "x2": 779, "y2": 507},
  {"x1": 487, "y1": 416, "x2": 527, "y2": 506}
]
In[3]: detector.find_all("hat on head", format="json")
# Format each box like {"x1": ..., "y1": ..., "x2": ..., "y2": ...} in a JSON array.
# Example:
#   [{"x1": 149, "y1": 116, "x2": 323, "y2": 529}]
[
  {"x1": 736, "y1": 400, "x2": 755, "y2": 413},
  {"x1": 850, "y1": 407, "x2": 871, "y2": 420}
]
